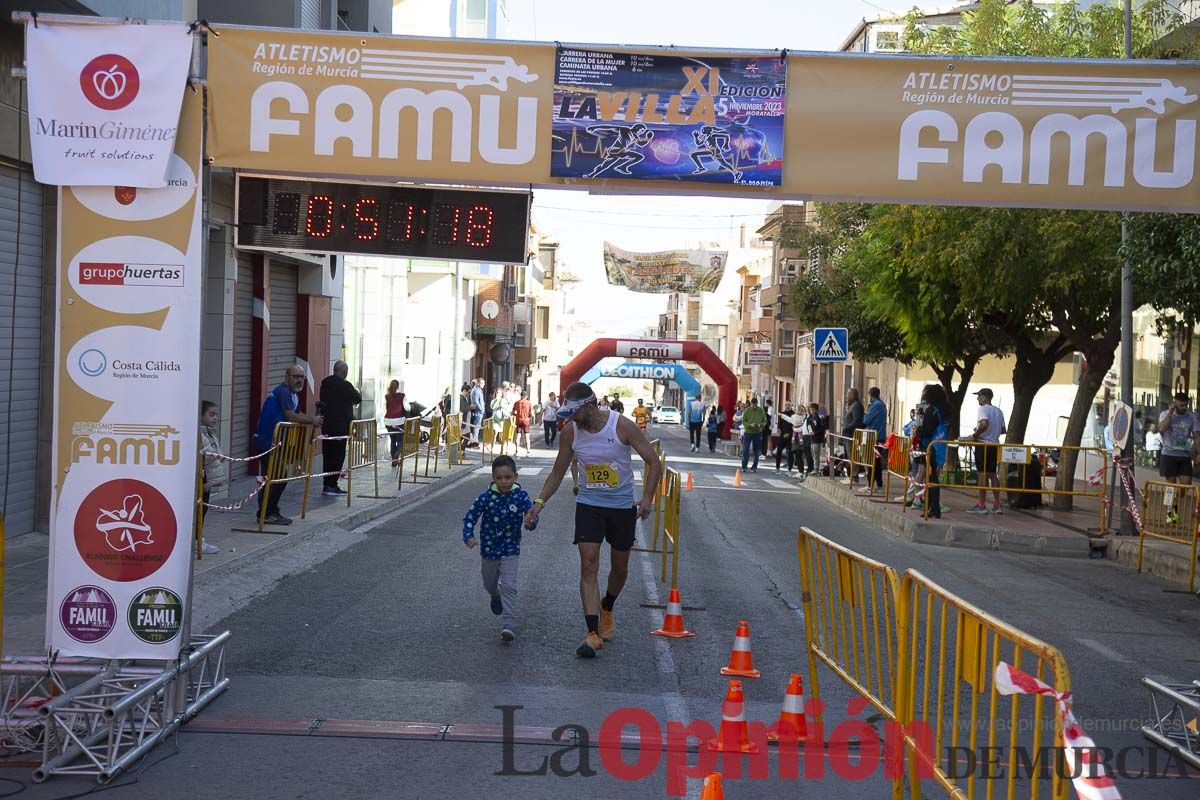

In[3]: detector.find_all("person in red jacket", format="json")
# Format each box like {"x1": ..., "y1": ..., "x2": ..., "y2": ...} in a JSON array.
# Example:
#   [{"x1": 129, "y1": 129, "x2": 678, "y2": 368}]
[{"x1": 513, "y1": 391, "x2": 534, "y2": 457}]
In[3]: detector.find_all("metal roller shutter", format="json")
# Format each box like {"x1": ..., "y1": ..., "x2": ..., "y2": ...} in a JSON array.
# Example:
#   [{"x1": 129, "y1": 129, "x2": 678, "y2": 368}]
[
  {"x1": 230, "y1": 258, "x2": 255, "y2": 473},
  {"x1": 0, "y1": 166, "x2": 43, "y2": 536},
  {"x1": 267, "y1": 262, "x2": 298, "y2": 390}
]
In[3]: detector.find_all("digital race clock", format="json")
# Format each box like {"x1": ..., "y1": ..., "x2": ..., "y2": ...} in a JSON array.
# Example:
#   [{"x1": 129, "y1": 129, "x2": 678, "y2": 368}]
[{"x1": 235, "y1": 176, "x2": 531, "y2": 264}]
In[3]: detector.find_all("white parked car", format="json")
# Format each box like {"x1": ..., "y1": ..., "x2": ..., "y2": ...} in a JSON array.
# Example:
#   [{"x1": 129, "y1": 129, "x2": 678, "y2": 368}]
[{"x1": 652, "y1": 405, "x2": 681, "y2": 424}]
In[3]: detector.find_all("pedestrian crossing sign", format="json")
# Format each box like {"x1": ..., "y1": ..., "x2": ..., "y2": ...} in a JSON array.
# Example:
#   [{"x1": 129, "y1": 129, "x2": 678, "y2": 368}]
[{"x1": 813, "y1": 327, "x2": 849, "y2": 362}]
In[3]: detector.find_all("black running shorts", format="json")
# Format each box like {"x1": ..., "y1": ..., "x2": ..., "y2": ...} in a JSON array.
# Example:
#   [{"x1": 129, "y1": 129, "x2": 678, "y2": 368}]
[
  {"x1": 574, "y1": 502, "x2": 637, "y2": 551},
  {"x1": 1160, "y1": 454, "x2": 1195, "y2": 480}
]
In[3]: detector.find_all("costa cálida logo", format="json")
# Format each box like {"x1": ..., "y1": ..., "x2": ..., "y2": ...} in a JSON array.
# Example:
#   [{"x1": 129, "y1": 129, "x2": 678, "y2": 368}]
[{"x1": 80, "y1": 53, "x2": 140, "y2": 111}]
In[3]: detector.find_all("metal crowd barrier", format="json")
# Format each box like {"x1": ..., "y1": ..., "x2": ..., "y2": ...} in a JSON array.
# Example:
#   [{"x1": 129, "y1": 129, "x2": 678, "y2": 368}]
[
  {"x1": 499, "y1": 417, "x2": 515, "y2": 455},
  {"x1": 397, "y1": 417, "x2": 425, "y2": 488},
  {"x1": 444, "y1": 412, "x2": 466, "y2": 466},
  {"x1": 659, "y1": 467, "x2": 683, "y2": 587},
  {"x1": 885, "y1": 434, "x2": 914, "y2": 506},
  {"x1": 479, "y1": 418, "x2": 495, "y2": 464},
  {"x1": 422, "y1": 416, "x2": 444, "y2": 477},
  {"x1": 922, "y1": 441, "x2": 1109, "y2": 527},
  {"x1": 797, "y1": 527, "x2": 901, "y2": 728},
  {"x1": 852, "y1": 429, "x2": 879, "y2": 493},
  {"x1": 646, "y1": 439, "x2": 666, "y2": 552},
  {"x1": 345, "y1": 418, "x2": 379, "y2": 505},
  {"x1": 1138, "y1": 481, "x2": 1200, "y2": 592},
  {"x1": 255, "y1": 422, "x2": 315, "y2": 531},
  {"x1": 895, "y1": 570, "x2": 1072, "y2": 800}
]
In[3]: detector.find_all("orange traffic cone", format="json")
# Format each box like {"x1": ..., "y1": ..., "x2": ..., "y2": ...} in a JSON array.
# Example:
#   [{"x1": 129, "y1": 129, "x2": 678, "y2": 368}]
[
  {"x1": 720, "y1": 620, "x2": 761, "y2": 678},
  {"x1": 700, "y1": 773, "x2": 724, "y2": 800},
  {"x1": 733, "y1": 469, "x2": 743, "y2": 487},
  {"x1": 708, "y1": 679, "x2": 760, "y2": 753},
  {"x1": 652, "y1": 587, "x2": 696, "y2": 638},
  {"x1": 767, "y1": 673, "x2": 808, "y2": 743},
  {"x1": 685, "y1": 472, "x2": 694, "y2": 492}
]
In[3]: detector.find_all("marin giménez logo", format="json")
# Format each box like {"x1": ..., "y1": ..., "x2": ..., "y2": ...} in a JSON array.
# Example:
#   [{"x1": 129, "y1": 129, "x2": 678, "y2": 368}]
[{"x1": 80, "y1": 53, "x2": 140, "y2": 111}]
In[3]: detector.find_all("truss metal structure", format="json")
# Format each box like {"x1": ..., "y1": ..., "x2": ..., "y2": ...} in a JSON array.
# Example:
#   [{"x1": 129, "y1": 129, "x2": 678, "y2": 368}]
[
  {"x1": 0, "y1": 631, "x2": 230, "y2": 784},
  {"x1": 1142, "y1": 676, "x2": 1200, "y2": 770}
]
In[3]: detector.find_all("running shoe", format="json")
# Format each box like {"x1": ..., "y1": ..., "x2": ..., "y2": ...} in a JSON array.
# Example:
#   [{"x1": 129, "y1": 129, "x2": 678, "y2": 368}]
[
  {"x1": 966, "y1": 504, "x2": 989, "y2": 515},
  {"x1": 501, "y1": 626, "x2": 516, "y2": 642},
  {"x1": 200, "y1": 541, "x2": 220, "y2": 555},
  {"x1": 599, "y1": 608, "x2": 615, "y2": 641},
  {"x1": 490, "y1": 595, "x2": 503, "y2": 616},
  {"x1": 991, "y1": 505, "x2": 1005, "y2": 515},
  {"x1": 264, "y1": 513, "x2": 292, "y2": 526},
  {"x1": 576, "y1": 632, "x2": 604, "y2": 658}
]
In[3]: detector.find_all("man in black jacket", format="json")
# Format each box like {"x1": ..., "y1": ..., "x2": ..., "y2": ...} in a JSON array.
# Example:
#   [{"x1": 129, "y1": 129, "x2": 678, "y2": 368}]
[
  {"x1": 841, "y1": 388, "x2": 865, "y2": 482},
  {"x1": 319, "y1": 360, "x2": 362, "y2": 496}
]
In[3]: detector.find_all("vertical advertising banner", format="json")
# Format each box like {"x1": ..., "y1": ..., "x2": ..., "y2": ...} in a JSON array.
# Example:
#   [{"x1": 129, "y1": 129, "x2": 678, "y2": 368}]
[
  {"x1": 47, "y1": 90, "x2": 203, "y2": 658},
  {"x1": 551, "y1": 48, "x2": 786, "y2": 186}
]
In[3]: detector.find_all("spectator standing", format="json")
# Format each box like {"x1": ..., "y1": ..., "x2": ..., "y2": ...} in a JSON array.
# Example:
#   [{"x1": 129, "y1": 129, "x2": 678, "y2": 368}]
[
  {"x1": 807, "y1": 402, "x2": 827, "y2": 477},
  {"x1": 542, "y1": 392, "x2": 561, "y2": 447},
  {"x1": 491, "y1": 388, "x2": 510, "y2": 452},
  {"x1": 740, "y1": 397, "x2": 768, "y2": 472},
  {"x1": 252, "y1": 365, "x2": 323, "y2": 526},
  {"x1": 469, "y1": 379, "x2": 486, "y2": 443},
  {"x1": 1145, "y1": 423, "x2": 1163, "y2": 468},
  {"x1": 967, "y1": 388, "x2": 1006, "y2": 514},
  {"x1": 774, "y1": 404, "x2": 796, "y2": 474},
  {"x1": 319, "y1": 361, "x2": 361, "y2": 497},
  {"x1": 198, "y1": 401, "x2": 225, "y2": 555},
  {"x1": 513, "y1": 392, "x2": 534, "y2": 456},
  {"x1": 861, "y1": 387, "x2": 887, "y2": 490},
  {"x1": 385, "y1": 380, "x2": 407, "y2": 465},
  {"x1": 795, "y1": 405, "x2": 815, "y2": 477},
  {"x1": 840, "y1": 389, "x2": 865, "y2": 483},
  {"x1": 686, "y1": 395, "x2": 705, "y2": 452},
  {"x1": 914, "y1": 384, "x2": 951, "y2": 518}
]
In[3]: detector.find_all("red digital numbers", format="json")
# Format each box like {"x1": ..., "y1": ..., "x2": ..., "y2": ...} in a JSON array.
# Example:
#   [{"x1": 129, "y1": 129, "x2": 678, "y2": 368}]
[
  {"x1": 384, "y1": 201, "x2": 417, "y2": 242},
  {"x1": 432, "y1": 202, "x2": 494, "y2": 248},
  {"x1": 353, "y1": 199, "x2": 379, "y2": 240},
  {"x1": 306, "y1": 194, "x2": 334, "y2": 238}
]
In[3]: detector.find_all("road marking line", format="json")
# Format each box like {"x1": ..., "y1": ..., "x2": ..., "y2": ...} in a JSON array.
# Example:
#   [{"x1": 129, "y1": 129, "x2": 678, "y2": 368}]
[
  {"x1": 1076, "y1": 638, "x2": 1133, "y2": 664},
  {"x1": 714, "y1": 474, "x2": 737, "y2": 485},
  {"x1": 763, "y1": 478, "x2": 795, "y2": 489}
]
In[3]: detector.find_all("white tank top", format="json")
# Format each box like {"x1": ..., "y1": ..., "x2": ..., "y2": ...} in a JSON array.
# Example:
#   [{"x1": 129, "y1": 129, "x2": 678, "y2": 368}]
[{"x1": 573, "y1": 409, "x2": 635, "y2": 509}]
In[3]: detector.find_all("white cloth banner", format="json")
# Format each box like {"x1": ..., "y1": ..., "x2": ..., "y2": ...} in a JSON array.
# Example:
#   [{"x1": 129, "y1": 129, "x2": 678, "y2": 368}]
[{"x1": 25, "y1": 22, "x2": 193, "y2": 187}]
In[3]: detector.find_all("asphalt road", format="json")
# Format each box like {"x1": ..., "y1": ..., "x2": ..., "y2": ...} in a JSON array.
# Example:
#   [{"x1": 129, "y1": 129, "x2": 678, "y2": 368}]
[{"x1": 5, "y1": 420, "x2": 1198, "y2": 799}]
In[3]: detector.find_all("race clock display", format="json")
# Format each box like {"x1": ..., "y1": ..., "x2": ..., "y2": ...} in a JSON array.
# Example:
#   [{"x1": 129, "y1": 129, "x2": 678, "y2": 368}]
[{"x1": 236, "y1": 176, "x2": 531, "y2": 264}]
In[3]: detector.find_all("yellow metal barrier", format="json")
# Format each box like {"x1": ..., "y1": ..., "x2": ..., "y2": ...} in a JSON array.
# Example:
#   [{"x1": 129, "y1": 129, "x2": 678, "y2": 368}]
[
  {"x1": 885, "y1": 434, "x2": 914, "y2": 507},
  {"x1": 500, "y1": 417, "x2": 515, "y2": 454},
  {"x1": 922, "y1": 441, "x2": 1109, "y2": 528},
  {"x1": 256, "y1": 422, "x2": 315, "y2": 531},
  {"x1": 398, "y1": 417, "x2": 424, "y2": 487},
  {"x1": 424, "y1": 415, "x2": 444, "y2": 477},
  {"x1": 826, "y1": 431, "x2": 852, "y2": 477},
  {"x1": 1138, "y1": 480, "x2": 1200, "y2": 591},
  {"x1": 480, "y1": 418, "x2": 495, "y2": 464},
  {"x1": 195, "y1": 454, "x2": 205, "y2": 559},
  {"x1": 894, "y1": 570, "x2": 1072, "y2": 800},
  {"x1": 444, "y1": 413, "x2": 465, "y2": 465},
  {"x1": 647, "y1": 440, "x2": 666, "y2": 552},
  {"x1": 797, "y1": 527, "x2": 901, "y2": 728},
  {"x1": 660, "y1": 467, "x2": 682, "y2": 587},
  {"x1": 853, "y1": 429, "x2": 879, "y2": 493},
  {"x1": 345, "y1": 418, "x2": 380, "y2": 505}
]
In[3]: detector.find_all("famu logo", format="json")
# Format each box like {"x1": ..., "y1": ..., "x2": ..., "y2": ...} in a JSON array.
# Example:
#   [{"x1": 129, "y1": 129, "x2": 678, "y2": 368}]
[
  {"x1": 127, "y1": 587, "x2": 182, "y2": 644},
  {"x1": 79, "y1": 262, "x2": 184, "y2": 288},
  {"x1": 71, "y1": 422, "x2": 181, "y2": 466},
  {"x1": 898, "y1": 73, "x2": 1199, "y2": 189}
]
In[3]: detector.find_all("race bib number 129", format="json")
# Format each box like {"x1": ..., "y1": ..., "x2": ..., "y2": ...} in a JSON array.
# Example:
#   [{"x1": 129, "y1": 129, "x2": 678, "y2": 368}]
[{"x1": 584, "y1": 463, "x2": 620, "y2": 489}]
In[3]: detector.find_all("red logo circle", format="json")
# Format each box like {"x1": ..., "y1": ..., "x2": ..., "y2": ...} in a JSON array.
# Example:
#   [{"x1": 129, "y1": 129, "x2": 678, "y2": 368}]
[
  {"x1": 74, "y1": 479, "x2": 177, "y2": 582},
  {"x1": 79, "y1": 54, "x2": 140, "y2": 111}
]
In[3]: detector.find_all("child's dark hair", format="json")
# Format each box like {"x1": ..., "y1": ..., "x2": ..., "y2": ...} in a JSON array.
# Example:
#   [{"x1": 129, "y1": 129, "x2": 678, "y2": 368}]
[
  {"x1": 201, "y1": 400, "x2": 217, "y2": 415},
  {"x1": 491, "y1": 455, "x2": 517, "y2": 473}
]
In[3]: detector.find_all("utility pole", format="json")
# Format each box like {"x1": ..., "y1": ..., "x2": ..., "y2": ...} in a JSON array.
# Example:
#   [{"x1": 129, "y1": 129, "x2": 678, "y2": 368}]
[{"x1": 1119, "y1": 0, "x2": 1136, "y2": 536}]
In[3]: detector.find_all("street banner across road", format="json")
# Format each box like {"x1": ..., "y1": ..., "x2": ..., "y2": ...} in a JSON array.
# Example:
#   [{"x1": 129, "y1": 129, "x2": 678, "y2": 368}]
[
  {"x1": 550, "y1": 48, "x2": 786, "y2": 186},
  {"x1": 24, "y1": 21, "x2": 194, "y2": 187},
  {"x1": 47, "y1": 90, "x2": 204, "y2": 659},
  {"x1": 603, "y1": 242, "x2": 727, "y2": 293},
  {"x1": 205, "y1": 24, "x2": 1200, "y2": 212}
]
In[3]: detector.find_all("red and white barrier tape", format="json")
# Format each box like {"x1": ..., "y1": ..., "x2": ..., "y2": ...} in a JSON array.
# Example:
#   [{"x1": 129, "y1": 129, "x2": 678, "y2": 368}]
[
  {"x1": 995, "y1": 662, "x2": 1122, "y2": 800},
  {"x1": 202, "y1": 443, "x2": 278, "y2": 463},
  {"x1": 1113, "y1": 457, "x2": 1143, "y2": 530},
  {"x1": 201, "y1": 477, "x2": 267, "y2": 511}
]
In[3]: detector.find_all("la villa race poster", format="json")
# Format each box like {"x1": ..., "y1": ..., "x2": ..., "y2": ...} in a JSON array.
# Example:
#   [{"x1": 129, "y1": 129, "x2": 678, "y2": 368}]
[{"x1": 550, "y1": 48, "x2": 786, "y2": 186}]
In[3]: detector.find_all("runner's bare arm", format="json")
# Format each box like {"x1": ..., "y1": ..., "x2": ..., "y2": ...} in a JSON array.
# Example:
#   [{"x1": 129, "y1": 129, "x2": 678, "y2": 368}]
[
  {"x1": 525, "y1": 424, "x2": 575, "y2": 525},
  {"x1": 620, "y1": 416, "x2": 661, "y2": 513}
]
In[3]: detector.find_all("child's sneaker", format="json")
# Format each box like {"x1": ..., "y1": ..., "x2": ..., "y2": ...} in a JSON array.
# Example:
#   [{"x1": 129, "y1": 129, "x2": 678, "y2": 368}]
[
  {"x1": 490, "y1": 595, "x2": 503, "y2": 616},
  {"x1": 967, "y1": 504, "x2": 989, "y2": 515},
  {"x1": 501, "y1": 626, "x2": 515, "y2": 642}
]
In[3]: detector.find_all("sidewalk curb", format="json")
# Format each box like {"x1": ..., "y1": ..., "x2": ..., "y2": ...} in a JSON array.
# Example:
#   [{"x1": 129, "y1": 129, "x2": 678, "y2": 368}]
[
  {"x1": 1106, "y1": 537, "x2": 1196, "y2": 591},
  {"x1": 195, "y1": 464, "x2": 479, "y2": 586},
  {"x1": 800, "y1": 477, "x2": 1092, "y2": 558}
]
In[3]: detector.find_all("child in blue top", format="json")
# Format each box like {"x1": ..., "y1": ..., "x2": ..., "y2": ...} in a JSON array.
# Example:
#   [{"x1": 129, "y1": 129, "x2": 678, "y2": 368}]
[{"x1": 462, "y1": 455, "x2": 533, "y2": 642}]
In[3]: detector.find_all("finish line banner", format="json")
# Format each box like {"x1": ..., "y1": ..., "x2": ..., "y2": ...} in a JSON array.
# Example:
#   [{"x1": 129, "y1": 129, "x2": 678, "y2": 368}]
[
  {"x1": 205, "y1": 24, "x2": 1200, "y2": 212},
  {"x1": 603, "y1": 242, "x2": 727, "y2": 293},
  {"x1": 47, "y1": 90, "x2": 204, "y2": 659},
  {"x1": 550, "y1": 49, "x2": 786, "y2": 186}
]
